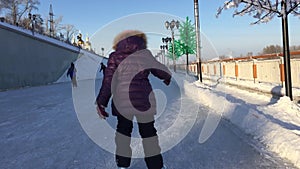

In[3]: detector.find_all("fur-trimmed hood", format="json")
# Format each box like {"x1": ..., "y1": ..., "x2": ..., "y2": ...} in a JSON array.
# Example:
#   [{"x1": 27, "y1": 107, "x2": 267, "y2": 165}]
[{"x1": 113, "y1": 30, "x2": 147, "y2": 51}]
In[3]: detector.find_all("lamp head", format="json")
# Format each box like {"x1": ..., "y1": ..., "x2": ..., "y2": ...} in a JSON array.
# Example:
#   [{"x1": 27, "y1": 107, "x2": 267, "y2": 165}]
[
  {"x1": 165, "y1": 21, "x2": 170, "y2": 29},
  {"x1": 175, "y1": 20, "x2": 180, "y2": 29},
  {"x1": 170, "y1": 20, "x2": 175, "y2": 29}
]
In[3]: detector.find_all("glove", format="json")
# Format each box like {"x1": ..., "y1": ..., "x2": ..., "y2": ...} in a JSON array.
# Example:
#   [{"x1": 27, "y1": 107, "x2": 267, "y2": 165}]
[
  {"x1": 163, "y1": 78, "x2": 171, "y2": 86},
  {"x1": 97, "y1": 105, "x2": 109, "y2": 119}
]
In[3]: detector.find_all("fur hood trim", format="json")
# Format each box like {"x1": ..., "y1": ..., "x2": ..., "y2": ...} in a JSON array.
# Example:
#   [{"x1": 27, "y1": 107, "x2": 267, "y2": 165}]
[{"x1": 113, "y1": 30, "x2": 147, "y2": 50}]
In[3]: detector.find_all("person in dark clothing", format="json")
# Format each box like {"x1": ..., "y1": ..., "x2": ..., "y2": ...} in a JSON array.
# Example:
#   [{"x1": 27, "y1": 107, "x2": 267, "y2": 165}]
[
  {"x1": 99, "y1": 62, "x2": 106, "y2": 75},
  {"x1": 67, "y1": 62, "x2": 77, "y2": 87},
  {"x1": 95, "y1": 30, "x2": 171, "y2": 169}
]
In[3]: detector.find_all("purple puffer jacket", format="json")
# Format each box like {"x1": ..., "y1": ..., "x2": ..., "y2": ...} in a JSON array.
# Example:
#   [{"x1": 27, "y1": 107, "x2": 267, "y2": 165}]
[{"x1": 96, "y1": 34, "x2": 171, "y2": 116}]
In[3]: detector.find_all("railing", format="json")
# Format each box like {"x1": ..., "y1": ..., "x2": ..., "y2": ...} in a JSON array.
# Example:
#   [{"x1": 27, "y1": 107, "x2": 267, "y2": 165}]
[{"x1": 177, "y1": 51, "x2": 300, "y2": 88}]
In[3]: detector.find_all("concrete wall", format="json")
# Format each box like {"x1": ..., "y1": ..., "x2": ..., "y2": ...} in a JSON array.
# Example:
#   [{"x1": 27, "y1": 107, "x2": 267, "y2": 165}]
[{"x1": 0, "y1": 23, "x2": 79, "y2": 90}]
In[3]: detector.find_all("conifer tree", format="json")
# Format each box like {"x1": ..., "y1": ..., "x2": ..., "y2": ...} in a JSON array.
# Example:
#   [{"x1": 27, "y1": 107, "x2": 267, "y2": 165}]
[
  {"x1": 166, "y1": 17, "x2": 196, "y2": 73},
  {"x1": 178, "y1": 16, "x2": 196, "y2": 73}
]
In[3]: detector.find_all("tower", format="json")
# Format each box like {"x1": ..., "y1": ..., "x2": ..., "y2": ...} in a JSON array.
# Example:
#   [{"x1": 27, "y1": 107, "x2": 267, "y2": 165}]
[
  {"x1": 85, "y1": 35, "x2": 91, "y2": 50},
  {"x1": 49, "y1": 4, "x2": 54, "y2": 37}
]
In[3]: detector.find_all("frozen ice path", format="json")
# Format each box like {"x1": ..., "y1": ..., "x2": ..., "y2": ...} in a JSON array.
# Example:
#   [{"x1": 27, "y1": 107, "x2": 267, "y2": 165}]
[{"x1": 0, "y1": 78, "x2": 296, "y2": 169}]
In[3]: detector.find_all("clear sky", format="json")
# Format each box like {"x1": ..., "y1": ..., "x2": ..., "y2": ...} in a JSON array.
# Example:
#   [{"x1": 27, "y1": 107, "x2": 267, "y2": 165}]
[{"x1": 37, "y1": 0, "x2": 300, "y2": 59}]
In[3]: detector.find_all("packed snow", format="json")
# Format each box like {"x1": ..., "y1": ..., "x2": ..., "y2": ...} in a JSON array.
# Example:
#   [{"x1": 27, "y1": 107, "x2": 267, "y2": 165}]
[
  {"x1": 79, "y1": 49, "x2": 300, "y2": 167},
  {"x1": 184, "y1": 73, "x2": 300, "y2": 167}
]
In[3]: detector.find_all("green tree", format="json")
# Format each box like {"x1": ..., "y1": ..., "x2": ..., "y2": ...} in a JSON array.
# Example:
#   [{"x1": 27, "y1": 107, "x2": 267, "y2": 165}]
[
  {"x1": 166, "y1": 39, "x2": 182, "y2": 60},
  {"x1": 166, "y1": 17, "x2": 196, "y2": 73},
  {"x1": 178, "y1": 16, "x2": 196, "y2": 73}
]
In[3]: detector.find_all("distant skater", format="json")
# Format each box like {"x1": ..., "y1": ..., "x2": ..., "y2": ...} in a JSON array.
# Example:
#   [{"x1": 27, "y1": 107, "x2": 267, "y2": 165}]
[
  {"x1": 99, "y1": 62, "x2": 106, "y2": 75},
  {"x1": 67, "y1": 62, "x2": 77, "y2": 87}
]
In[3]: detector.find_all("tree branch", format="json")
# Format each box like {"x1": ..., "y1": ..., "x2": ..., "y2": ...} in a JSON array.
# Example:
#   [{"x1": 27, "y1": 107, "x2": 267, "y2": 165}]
[
  {"x1": 267, "y1": 0, "x2": 273, "y2": 11},
  {"x1": 287, "y1": 1, "x2": 300, "y2": 15},
  {"x1": 291, "y1": 10, "x2": 300, "y2": 15},
  {"x1": 233, "y1": 4, "x2": 253, "y2": 17},
  {"x1": 251, "y1": 11, "x2": 273, "y2": 24},
  {"x1": 275, "y1": 0, "x2": 279, "y2": 12},
  {"x1": 241, "y1": 0, "x2": 281, "y2": 15},
  {"x1": 216, "y1": 1, "x2": 233, "y2": 17}
]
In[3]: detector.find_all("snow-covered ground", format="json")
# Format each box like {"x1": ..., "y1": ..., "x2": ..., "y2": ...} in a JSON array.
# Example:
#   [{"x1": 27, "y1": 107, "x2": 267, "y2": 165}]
[
  {"x1": 0, "y1": 77, "x2": 297, "y2": 169},
  {"x1": 0, "y1": 52, "x2": 299, "y2": 168},
  {"x1": 183, "y1": 73, "x2": 300, "y2": 168}
]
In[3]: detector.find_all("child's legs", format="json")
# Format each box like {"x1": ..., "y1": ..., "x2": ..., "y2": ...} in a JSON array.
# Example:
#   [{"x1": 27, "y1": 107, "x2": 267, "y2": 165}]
[
  {"x1": 72, "y1": 76, "x2": 77, "y2": 87},
  {"x1": 136, "y1": 115, "x2": 163, "y2": 169},
  {"x1": 115, "y1": 114, "x2": 133, "y2": 167}
]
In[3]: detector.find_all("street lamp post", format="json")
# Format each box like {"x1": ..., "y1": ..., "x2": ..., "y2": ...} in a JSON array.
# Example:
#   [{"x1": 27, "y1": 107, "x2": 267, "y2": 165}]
[
  {"x1": 160, "y1": 44, "x2": 169, "y2": 65},
  {"x1": 101, "y1": 47, "x2": 104, "y2": 56},
  {"x1": 162, "y1": 37, "x2": 171, "y2": 66},
  {"x1": 28, "y1": 13, "x2": 36, "y2": 35},
  {"x1": 160, "y1": 45, "x2": 164, "y2": 64},
  {"x1": 165, "y1": 20, "x2": 180, "y2": 72},
  {"x1": 161, "y1": 37, "x2": 172, "y2": 66}
]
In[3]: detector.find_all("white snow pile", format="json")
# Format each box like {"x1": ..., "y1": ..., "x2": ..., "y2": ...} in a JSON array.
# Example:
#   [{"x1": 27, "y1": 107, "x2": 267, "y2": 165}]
[{"x1": 183, "y1": 77, "x2": 300, "y2": 168}]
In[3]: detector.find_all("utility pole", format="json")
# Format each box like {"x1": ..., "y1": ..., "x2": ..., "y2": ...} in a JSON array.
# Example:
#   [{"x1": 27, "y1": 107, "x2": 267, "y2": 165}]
[
  {"x1": 194, "y1": 0, "x2": 202, "y2": 82},
  {"x1": 281, "y1": 1, "x2": 293, "y2": 100}
]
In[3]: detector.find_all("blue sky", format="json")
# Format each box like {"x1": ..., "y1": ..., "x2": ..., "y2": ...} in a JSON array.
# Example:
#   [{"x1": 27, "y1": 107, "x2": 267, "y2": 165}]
[{"x1": 37, "y1": 0, "x2": 300, "y2": 58}]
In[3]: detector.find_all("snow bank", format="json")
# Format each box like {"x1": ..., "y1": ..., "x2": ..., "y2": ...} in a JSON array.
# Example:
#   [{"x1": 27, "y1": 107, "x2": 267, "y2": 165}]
[
  {"x1": 202, "y1": 75, "x2": 300, "y2": 97},
  {"x1": 183, "y1": 78, "x2": 300, "y2": 168}
]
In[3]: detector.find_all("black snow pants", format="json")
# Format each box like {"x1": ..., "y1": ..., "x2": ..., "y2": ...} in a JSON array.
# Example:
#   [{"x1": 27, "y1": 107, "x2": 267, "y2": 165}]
[{"x1": 114, "y1": 112, "x2": 163, "y2": 169}]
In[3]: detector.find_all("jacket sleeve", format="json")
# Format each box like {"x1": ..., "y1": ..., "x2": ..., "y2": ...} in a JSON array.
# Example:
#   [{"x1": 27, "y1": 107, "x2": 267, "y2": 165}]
[
  {"x1": 96, "y1": 53, "x2": 117, "y2": 107},
  {"x1": 150, "y1": 59, "x2": 172, "y2": 81}
]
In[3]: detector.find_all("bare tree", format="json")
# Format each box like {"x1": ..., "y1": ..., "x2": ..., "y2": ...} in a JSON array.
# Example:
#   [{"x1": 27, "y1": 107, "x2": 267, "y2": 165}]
[
  {"x1": 45, "y1": 14, "x2": 73, "y2": 40},
  {"x1": 0, "y1": 0, "x2": 21, "y2": 24},
  {"x1": 262, "y1": 45, "x2": 282, "y2": 54},
  {"x1": 53, "y1": 15, "x2": 63, "y2": 37},
  {"x1": 0, "y1": 0, "x2": 6, "y2": 13},
  {"x1": 44, "y1": 15, "x2": 50, "y2": 35},
  {"x1": 0, "y1": 0, "x2": 40, "y2": 25},
  {"x1": 217, "y1": 0, "x2": 300, "y2": 24},
  {"x1": 19, "y1": 0, "x2": 40, "y2": 24},
  {"x1": 216, "y1": 0, "x2": 300, "y2": 100},
  {"x1": 60, "y1": 24, "x2": 78, "y2": 43},
  {"x1": 290, "y1": 45, "x2": 300, "y2": 51}
]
